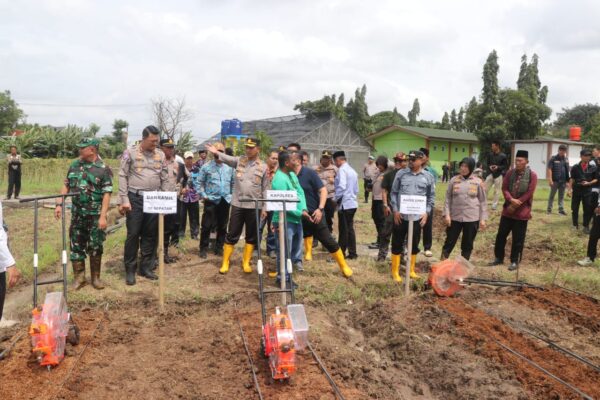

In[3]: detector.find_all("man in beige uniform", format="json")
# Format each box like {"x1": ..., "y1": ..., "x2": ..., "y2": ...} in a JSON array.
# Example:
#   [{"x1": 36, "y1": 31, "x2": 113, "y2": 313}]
[
  {"x1": 118, "y1": 125, "x2": 168, "y2": 285},
  {"x1": 160, "y1": 138, "x2": 183, "y2": 263},
  {"x1": 315, "y1": 150, "x2": 338, "y2": 234},
  {"x1": 205, "y1": 138, "x2": 269, "y2": 274},
  {"x1": 363, "y1": 155, "x2": 379, "y2": 203}
]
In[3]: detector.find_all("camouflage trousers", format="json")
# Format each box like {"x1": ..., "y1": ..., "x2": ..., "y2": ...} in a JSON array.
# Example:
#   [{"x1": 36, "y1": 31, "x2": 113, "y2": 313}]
[{"x1": 69, "y1": 213, "x2": 106, "y2": 261}]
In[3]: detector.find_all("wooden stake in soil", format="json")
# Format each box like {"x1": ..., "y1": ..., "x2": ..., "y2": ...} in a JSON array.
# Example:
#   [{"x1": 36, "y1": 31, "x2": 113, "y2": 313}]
[
  {"x1": 158, "y1": 213, "x2": 165, "y2": 311},
  {"x1": 405, "y1": 217, "x2": 414, "y2": 296}
]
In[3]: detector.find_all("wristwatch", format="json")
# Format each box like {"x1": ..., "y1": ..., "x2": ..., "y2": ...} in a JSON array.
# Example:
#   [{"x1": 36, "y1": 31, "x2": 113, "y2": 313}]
[{"x1": 318, "y1": 207, "x2": 324, "y2": 212}]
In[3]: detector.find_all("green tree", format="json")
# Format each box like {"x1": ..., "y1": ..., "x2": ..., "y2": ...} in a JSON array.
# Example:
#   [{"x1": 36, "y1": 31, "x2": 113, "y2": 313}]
[
  {"x1": 345, "y1": 84, "x2": 373, "y2": 137},
  {"x1": 86, "y1": 123, "x2": 101, "y2": 137},
  {"x1": 0, "y1": 90, "x2": 26, "y2": 135},
  {"x1": 554, "y1": 103, "x2": 600, "y2": 134},
  {"x1": 441, "y1": 112, "x2": 451, "y2": 129},
  {"x1": 457, "y1": 107, "x2": 465, "y2": 131},
  {"x1": 450, "y1": 109, "x2": 458, "y2": 130},
  {"x1": 111, "y1": 119, "x2": 129, "y2": 144},
  {"x1": 407, "y1": 98, "x2": 420, "y2": 126},
  {"x1": 371, "y1": 108, "x2": 408, "y2": 132},
  {"x1": 464, "y1": 97, "x2": 480, "y2": 132},
  {"x1": 482, "y1": 50, "x2": 500, "y2": 112},
  {"x1": 294, "y1": 93, "x2": 346, "y2": 121}
]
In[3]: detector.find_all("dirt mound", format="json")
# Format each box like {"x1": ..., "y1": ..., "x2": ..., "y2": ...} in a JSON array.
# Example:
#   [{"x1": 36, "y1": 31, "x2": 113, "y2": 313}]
[
  {"x1": 512, "y1": 287, "x2": 600, "y2": 333},
  {"x1": 438, "y1": 297, "x2": 600, "y2": 399},
  {"x1": 338, "y1": 296, "x2": 526, "y2": 399}
]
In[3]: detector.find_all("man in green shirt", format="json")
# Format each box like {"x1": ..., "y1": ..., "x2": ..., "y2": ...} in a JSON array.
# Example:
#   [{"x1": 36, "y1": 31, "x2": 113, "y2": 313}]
[{"x1": 271, "y1": 151, "x2": 310, "y2": 285}]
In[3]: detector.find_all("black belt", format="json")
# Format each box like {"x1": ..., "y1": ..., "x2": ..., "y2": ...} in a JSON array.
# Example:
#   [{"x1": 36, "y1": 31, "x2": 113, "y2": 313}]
[{"x1": 128, "y1": 189, "x2": 146, "y2": 196}]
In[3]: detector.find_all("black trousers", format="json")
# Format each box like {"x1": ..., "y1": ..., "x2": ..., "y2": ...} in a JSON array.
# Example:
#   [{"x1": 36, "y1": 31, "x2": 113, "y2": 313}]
[
  {"x1": 302, "y1": 215, "x2": 339, "y2": 253},
  {"x1": 200, "y1": 198, "x2": 230, "y2": 251},
  {"x1": 378, "y1": 213, "x2": 394, "y2": 259},
  {"x1": 391, "y1": 219, "x2": 422, "y2": 255},
  {"x1": 124, "y1": 192, "x2": 158, "y2": 275},
  {"x1": 422, "y1": 210, "x2": 433, "y2": 251},
  {"x1": 572, "y1": 190, "x2": 593, "y2": 228},
  {"x1": 7, "y1": 169, "x2": 21, "y2": 198},
  {"x1": 324, "y1": 198, "x2": 336, "y2": 233},
  {"x1": 371, "y1": 200, "x2": 385, "y2": 243},
  {"x1": 587, "y1": 215, "x2": 600, "y2": 260},
  {"x1": 494, "y1": 216, "x2": 528, "y2": 263},
  {"x1": 0, "y1": 271, "x2": 5, "y2": 321},
  {"x1": 164, "y1": 210, "x2": 179, "y2": 250},
  {"x1": 226, "y1": 206, "x2": 259, "y2": 245},
  {"x1": 338, "y1": 208, "x2": 357, "y2": 257},
  {"x1": 364, "y1": 179, "x2": 372, "y2": 202},
  {"x1": 441, "y1": 221, "x2": 479, "y2": 260},
  {"x1": 179, "y1": 201, "x2": 199, "y2": 238}
]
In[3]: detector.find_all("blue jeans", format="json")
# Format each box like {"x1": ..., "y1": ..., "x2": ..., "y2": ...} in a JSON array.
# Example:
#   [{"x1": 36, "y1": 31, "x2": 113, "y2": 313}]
[
  {"x1": 275, "y1": 221, "x2": 303, "y2": 281},
  {"x1": 259, "y1": 211, "x2": 277, "y2": 254}
]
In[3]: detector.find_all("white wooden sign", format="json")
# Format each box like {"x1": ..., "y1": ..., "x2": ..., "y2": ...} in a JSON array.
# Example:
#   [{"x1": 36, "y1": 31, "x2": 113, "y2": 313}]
[
  {"x1": 266, "y1": 190, "x2": 298, "y2": 211},
  {"x1": 143, "y1": 191, "x2": 178, "y2": 214},
  {"x1": 399, "y1": 195, "x2": 427, "y2": 215}
]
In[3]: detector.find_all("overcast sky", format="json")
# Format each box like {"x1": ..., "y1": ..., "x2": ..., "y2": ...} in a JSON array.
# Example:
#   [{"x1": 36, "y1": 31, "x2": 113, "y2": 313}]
[{"x1": 1, "y1": 0, "x2": 599, "y2": 142}]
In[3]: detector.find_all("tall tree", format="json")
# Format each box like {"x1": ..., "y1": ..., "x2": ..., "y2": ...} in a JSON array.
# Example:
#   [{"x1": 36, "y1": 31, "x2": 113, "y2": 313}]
[
  {"x1": 86, "y1": 123, "x2": 101, "y2": 137},
  {"x1": 371, "y1": 109, "x2": 408, "y2": 132},
  {"x1": 345, "y1": 84, "x2": 372, "y2": 137},
  {"x1": 481, "y1": 50, "x2": 500, "y2": 112},
  {"x1": 450, "y1": 109, "x2": 458, "y2": 130},
  {"x1": 457, "y1": 107, "x2": 465, "y2": 131},
  {"x1": 111, "y1": 119, "x2": 129, "y2": 144},
  {"x1": 441, "y1": 112, "x2": 451, "y2": 129},
  {"x1": 517, "y1": 54, "x2": 528, "y2": 91},
  {"x1": 464, "y1": 97, "x2": 480, "y2": 132},
  {"x1": 152, "y1": 96, "x2": 193, "y2": 140},
  {"x1": 0, "y1": 90, "x2": 25, "y2": 135},
  {"x1": 407, "y1": 98, "x2": 420, "y2": 126}
]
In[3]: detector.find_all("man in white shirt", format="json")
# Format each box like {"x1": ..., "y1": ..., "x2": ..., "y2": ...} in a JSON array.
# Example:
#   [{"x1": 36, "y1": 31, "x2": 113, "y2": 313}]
[{"x1": 0, "y1": 202, "x2": 20, "y2": 323}]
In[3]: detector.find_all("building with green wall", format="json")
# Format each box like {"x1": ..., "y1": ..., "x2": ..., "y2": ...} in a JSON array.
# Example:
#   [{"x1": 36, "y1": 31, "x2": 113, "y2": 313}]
[{"x1": 365, "y1": 126, "x2": 480, "y2": 177}]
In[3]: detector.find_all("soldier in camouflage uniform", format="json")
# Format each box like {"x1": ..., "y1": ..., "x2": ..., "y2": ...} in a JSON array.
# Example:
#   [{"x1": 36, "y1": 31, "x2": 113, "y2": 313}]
[{"x1": 55, "y1": 137, "x2": 113, "y2": 290}]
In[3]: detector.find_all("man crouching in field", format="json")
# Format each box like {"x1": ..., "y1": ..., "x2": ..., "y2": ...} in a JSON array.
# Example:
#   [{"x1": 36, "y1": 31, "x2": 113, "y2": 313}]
[{"x1": 55, "y1": 138, "x2": 113, "y2": 290}]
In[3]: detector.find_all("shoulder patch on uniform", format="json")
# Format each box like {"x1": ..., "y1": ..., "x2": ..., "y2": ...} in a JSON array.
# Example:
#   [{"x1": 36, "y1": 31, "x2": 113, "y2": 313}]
[{"x1": 122, "y1": 149, "x2": 130, "y2": 161}]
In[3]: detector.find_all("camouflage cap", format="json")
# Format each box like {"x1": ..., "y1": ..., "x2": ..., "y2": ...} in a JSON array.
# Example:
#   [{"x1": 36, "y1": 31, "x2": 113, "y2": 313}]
[{"x1": 77, "y1": 137, "x2": 100, "y2": 148}]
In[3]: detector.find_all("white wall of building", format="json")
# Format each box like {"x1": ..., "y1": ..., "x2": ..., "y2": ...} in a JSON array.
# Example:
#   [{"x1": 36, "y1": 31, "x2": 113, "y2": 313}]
[{"x1": 513, "y1": 143, "x2": 547, "y2": 178}]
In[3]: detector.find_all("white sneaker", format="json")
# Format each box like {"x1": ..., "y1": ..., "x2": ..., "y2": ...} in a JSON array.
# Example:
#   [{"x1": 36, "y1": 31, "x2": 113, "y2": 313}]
[
  {"x1": 424, "y1": 250, "x2": 433, "y2": 257},
  {"x1": 577, "y1": 257, "x2": 594, "y2": 266}
]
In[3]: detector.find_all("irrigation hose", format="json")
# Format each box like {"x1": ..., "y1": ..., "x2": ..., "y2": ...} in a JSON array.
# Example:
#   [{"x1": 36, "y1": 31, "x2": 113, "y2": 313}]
[
  {"x1": 52, "y1": 303, "x2": 109, "y2": 400},
  {"x1": 493, "y1": 339, "x2": 593, "y2": 400},
  {"x1": 307, "y1": 342, "x2": 346, "y2": 400}
]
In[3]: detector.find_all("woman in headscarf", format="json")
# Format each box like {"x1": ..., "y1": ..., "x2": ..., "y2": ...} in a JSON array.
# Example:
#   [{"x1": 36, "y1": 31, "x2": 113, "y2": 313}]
[{"x1": 441, "y1": 157, "x2": 487, "y2": 260}]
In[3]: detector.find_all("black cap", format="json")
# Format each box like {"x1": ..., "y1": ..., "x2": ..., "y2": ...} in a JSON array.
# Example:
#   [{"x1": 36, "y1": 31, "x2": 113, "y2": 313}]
[
  {"x1": 408, "y1": 150, "x2": 425, "y2": 159},
  {"x1": 160, "y1": 138, "x2": 175, "y2": 147},
  {"x1": 332, "y1": 150, "x2": 346, "y2": 159},
  {"x1": 558, "y1": 144, "x2": 568, "y2": 150},
  {"x1": 581, "y1": 149, "x2": 592, "y2": 157},
  {"x1": 198, "y1": 148, "x2": 207, "y2": 154},
  {"x1": 321, "y1": 150, "x2": 332, "y2": 158},
  {"x1": 516, "y1": 150, "x2": 529, "y2": 159},
  {"x1": 419, "y1": 147, "x2": 429, "y2": 157}
]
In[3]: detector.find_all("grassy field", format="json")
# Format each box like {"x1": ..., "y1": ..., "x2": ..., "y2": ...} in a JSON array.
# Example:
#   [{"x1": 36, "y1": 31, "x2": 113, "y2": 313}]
[
  {"x1": 0, "y1": 158, "x2": 121, "y2": 196},
  {"x1": 3, "y1": 170, "x2": 599, "y2": 299}
]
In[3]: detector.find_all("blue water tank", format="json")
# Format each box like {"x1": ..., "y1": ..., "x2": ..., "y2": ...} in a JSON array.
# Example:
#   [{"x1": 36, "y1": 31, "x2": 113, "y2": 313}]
[
  {"x1": 221, "y1": 120, "x2": 231, "y2": 136},
  {"x1": 229, "y1": 119, "x2": 242, "y2": 135}
]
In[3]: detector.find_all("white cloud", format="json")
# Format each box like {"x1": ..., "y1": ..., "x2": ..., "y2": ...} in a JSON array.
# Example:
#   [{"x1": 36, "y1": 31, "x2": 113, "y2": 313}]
[{"x1": 0, "y1": 0, "x2": 598, "y2": 142}]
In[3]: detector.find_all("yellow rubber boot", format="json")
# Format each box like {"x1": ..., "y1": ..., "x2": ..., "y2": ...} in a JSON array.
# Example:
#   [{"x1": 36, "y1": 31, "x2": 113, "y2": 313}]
[
  {"x1": 391, "y1": 254, "x2": 402, "y2": 283},
  {"x1": 331, "y1": 249, "x2": 353, "y2": 277},
  {"x1": 410, "y1": 254, "x2": 420, "y2": 279},
  {"x1": 304, "y1": 237, "x2": 313, "y2": 261},
  {"x1": 220, "y1": 244, "x2": 234, "y2": 274},
  {"x1": 242, "y1": 244, "x2": 254, "y2": 273}
]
